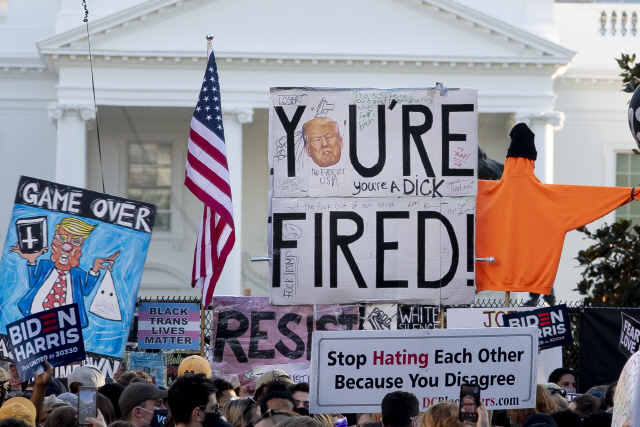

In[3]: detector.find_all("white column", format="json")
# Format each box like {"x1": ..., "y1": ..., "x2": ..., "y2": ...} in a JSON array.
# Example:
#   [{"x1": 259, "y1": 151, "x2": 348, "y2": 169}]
[
  {"x1": 514, "y1": 112, "x2": 564, "y2": 184},
  {"x1": 48, "y1": 104, "x2": 96, "y2": 188},
  {"x1": 214, "y1": 108, "x2": 254, "y2": 296}
]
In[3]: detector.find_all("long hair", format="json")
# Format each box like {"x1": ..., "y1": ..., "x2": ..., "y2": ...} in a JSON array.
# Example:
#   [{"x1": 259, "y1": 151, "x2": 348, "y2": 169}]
[
  {"x1": 507, "y1": 384, "x2": 558, "y2": 426},
  {"x1": 224, "y1": 398, "x2": 259, "y2": 427},
  {"x1": 420, "y1": 402, "x2": 463, "y2": 427},
  {"x1": 44, "y1": 407, "x2": 78, "y2": 427}
]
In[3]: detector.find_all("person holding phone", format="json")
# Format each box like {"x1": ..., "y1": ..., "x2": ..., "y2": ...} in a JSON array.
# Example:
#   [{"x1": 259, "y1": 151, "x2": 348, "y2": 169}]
[
  {"x1": 458, "y1": 385, "x2": 490, "y2": 427},
  {"x1": 78, "y1": 387, "x2": 98, "y2": 426}
]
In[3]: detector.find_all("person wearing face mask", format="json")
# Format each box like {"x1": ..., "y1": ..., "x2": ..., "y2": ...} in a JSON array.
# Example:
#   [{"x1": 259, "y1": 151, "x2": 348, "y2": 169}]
[
  {"x1": 168, "y1": 374, "x2": 234, "y2": 427},
  {"x1": 118, "y1": 382, "x2": 168, "y2": 427}
]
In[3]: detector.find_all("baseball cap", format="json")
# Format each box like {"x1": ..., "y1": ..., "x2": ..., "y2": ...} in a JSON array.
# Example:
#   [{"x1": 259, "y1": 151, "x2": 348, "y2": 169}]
[
  {"x1": 68, "y1": 365, "x2": 105, "y2": 388},
  {"x1": 255, "y1": 369, "x2": 293, "y2": 389},
  {"x1": 119, "y1": 382, "x2": 168, "y2": 416},
  {"x1": 57, "y1": 393, "x2": 78, "y2": 406},
  {"x1": 178, "y1": 356, "x2": 211, "y2": 377},
  {"x1": 0, "y1": 397, "x2": 37, "y2": 427}
]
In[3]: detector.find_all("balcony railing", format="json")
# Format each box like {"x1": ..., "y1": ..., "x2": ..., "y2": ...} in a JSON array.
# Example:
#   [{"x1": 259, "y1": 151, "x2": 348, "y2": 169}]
[{"x1": 600, "y1": 9, "x2": 638, "y2": 35}]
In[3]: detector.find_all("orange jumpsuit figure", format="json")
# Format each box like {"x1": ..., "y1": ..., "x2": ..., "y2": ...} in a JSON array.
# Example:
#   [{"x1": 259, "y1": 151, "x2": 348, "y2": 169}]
[{"x1": 476, "y1": 123, "x2": 639, "y2": 295}]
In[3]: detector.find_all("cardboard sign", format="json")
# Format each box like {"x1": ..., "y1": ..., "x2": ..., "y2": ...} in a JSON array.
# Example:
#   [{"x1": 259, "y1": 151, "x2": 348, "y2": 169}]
[
  {"x1": 270, "y1": 88, "x2": 478, "y2": 198},
  {"x1": 310, "y1": 328, "x2": 538, "y2": 413},
  {"x1": 127, "y1": 352, "x2": 165, "y2": 386},
  {"x1": 0, "y1": 176, "x2": 155, "y2": 359},
  {"x1": 447, "y1": 307, "x2": 563, "y2": 384},
  {"x1": 612, "y1": 349, "x2": 640, "y2": 427},
  {"x1": 252, "y1": 362, "x2": 309, "y2": 383},
  {"x1": 270, "y1": 197, "x2": 475, "y2": 305},
  {"x1": 164, "y1": 351, "x2": 198, "y2": 388},
  {"x1": 619, "y1": 313, "x2": 640, "y2": 358},
  {"x1": 7, "y1": 303, "x2": 85, "y2": 381},
  {"x1": 54, "y1": 353, "x2": 121, "y2": 380},
  {"x1": 269, "y1": 88, "x2": 478, "y2": 306},
  {"x1": 363, "y1": 304, "x2": 440, "y2": 330},
  {"x1": 502, "y1": 305, "x2": 572, "y2": 350},
  {"x1": 211, "y1": 296, "x2": 358, "y2": 388},
  {"x1": 447, "y1": 307, "x2": 530, "y2": 329},
  {"x1": 137, "y1": 303, "x2": 200, "y2": 350},
  {"x1": 397, "y1": 305, "x2": 440, "y2": 330},
  {"x1": 363, "y1": 304, "x2": 397, "y2": 330},
  {"x1": 0, "y1": 335, "x2": 12, "y2": 362}
]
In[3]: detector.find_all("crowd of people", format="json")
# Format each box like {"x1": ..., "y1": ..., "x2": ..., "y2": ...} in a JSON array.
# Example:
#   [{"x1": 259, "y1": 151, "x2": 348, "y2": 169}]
[{"x1": 0, "y1": 360, "x2": 620, "y2": 427}]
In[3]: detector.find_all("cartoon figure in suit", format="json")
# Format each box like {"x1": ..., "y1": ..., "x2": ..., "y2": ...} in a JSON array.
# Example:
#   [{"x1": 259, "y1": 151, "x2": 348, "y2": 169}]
[{"x1": 10, "y1": 217, "x2": 119, "y2": 328}]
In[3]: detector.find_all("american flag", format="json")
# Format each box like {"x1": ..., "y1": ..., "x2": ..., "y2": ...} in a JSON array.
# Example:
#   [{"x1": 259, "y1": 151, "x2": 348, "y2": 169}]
[{"x1": 184, "y1": 50, "x2": 235, "y2": 308}]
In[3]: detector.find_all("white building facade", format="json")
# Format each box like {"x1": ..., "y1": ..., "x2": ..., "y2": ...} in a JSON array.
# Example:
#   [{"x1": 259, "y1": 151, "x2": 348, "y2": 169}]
[{"x1": 0, "y1": 0, "x2": 638, "y2": 302}]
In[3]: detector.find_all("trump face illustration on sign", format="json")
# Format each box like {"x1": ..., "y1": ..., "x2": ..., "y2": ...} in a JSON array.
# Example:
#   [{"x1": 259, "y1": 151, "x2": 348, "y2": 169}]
[{"x1": 302, "y1": 117, "x2": 344, "y2": 168}]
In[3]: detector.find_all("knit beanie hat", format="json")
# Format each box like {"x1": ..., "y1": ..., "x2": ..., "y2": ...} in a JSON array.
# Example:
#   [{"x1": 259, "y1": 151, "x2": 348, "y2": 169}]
[{"x1": 506, "y1": 122, "x2": 537, "y2": 160}]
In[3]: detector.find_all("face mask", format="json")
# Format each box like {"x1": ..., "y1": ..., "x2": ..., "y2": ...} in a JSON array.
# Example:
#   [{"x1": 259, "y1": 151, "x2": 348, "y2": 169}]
[
  {"x1": 138, "y1": 407, "x2": 168, "y2": 427},
  {"x1": 202, "y1": 411, "x2": 222, "y2": 427},
  {"x1": 296, "y1": 407, "x2": 309, "y2": 416},
  {"x1": 150, "y1": 409, "x2": 169, "y2": 427},
  {"x1": 334, "y1": 418, "x2": 348, "y2": 427}
]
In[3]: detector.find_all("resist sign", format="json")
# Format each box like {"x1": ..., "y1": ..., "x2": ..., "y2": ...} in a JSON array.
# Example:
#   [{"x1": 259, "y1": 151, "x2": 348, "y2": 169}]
[{"x1": 310, "y1": 328, "x2": 538, "y2": 413}]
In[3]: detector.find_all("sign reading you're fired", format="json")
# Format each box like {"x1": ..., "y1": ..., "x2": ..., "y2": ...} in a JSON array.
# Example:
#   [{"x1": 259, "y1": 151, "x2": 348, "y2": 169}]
[{"x1": 269, "y1": 88, "x2": 478, "y2": 306}]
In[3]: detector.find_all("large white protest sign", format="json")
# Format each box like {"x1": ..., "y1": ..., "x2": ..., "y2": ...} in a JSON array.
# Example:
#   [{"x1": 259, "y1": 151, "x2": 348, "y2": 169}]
[
  {"x1": 269, "y1": 87, "x2": 477, "y2": 305},
  {"x1": 310, "y1": 328, "x2": 538, "y2": 413},
  {"x1": 271, "y1": 197, "x2": 475, "y2": 305},
  {"x1": 612, "y1": 349, "x2": 640, "y2": 427},
  {"x1": 270, "y1": 88, "x2": 477, "y2": 198}
]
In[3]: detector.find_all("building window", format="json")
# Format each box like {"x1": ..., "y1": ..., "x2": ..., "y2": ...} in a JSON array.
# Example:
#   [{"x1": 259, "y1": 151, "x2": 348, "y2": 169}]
[
  {"x1": 127, "y1": 142, "x2": 172, "y2": 231},
  {"x1": 615, "y1": 152, "x2": 640, "y2": 222}
]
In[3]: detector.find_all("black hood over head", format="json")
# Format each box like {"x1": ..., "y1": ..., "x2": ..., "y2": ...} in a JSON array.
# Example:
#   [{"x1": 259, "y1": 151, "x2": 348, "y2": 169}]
[{"x1": 506, "y1": 122, "x2": 537, "y2": 161}]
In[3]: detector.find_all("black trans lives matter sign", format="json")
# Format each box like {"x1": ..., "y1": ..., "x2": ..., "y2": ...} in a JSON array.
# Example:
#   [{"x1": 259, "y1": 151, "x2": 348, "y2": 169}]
[
  {"x1": 7, "y1": 303, "x2": 85, "y2": 381},
  {"x1": 269, "y1": 88, "x2": 478, "y2": 306}
]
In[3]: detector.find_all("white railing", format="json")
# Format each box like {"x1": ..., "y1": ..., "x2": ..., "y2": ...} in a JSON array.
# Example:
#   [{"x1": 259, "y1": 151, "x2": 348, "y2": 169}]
[{"x1": 600, "y1": 9, "x2": 638, "y2": 36}]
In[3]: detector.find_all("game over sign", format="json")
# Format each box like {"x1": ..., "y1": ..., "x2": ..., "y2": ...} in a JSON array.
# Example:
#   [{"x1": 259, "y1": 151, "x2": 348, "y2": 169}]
[{"x1": 269, "y1": 88, "x2": 478, "y2": 305}]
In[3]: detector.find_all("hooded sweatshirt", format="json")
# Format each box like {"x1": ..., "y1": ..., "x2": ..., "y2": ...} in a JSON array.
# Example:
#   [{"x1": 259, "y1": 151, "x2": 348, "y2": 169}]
[{"x1": 476, "y1": 157, "x2": 639, "y2": 295}]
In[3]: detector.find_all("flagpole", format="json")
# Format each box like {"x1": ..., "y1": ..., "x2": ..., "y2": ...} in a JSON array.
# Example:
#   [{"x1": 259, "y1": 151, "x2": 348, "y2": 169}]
[
  {"x1": 199, "y1": 33, "x2": 214, "y2": 360},
  {"x1": 206, "y1": 33, "x2": 213, "y2": 56}
]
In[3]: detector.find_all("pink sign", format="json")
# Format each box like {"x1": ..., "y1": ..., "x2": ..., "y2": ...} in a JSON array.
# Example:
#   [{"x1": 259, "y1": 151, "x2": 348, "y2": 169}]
[{"x1": 210, "y1": 296, "x2": 358, "y2": 388}]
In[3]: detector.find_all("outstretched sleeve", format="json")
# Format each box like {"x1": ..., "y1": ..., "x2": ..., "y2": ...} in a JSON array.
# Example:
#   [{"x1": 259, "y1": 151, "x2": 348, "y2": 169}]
[{"x1": 562, "y1": 185, "x2": 640, "y2": 232}]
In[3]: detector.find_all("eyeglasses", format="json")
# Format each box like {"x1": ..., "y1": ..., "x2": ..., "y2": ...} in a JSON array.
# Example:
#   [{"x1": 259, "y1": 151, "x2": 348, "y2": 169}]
[
  {"x1": 547, "y1": 388, "x2": 567, "y2": 398},
  {"x1": 55, "y1": 233, "x2": 84, "y2": 246}
]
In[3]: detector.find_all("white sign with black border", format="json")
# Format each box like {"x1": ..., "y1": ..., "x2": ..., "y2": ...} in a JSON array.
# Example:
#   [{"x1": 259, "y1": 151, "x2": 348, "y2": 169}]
[{"x1": 310, "y1": 328, "x2": 538, "y2": 413}]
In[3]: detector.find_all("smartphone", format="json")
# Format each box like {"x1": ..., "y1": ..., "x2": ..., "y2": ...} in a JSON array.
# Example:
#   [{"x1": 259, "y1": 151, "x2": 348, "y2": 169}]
[
  {"x1": 78, "y1": 386, "x2": 98, "y2": 426},
  {"x1": 459, "y1": 384, "x2": 480, "y2": 423}
]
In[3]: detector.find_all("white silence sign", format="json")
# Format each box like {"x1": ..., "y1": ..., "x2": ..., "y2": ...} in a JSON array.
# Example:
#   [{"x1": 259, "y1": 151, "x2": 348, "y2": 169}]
[
  {"x1": 310, "y1": 328, "x2": 538, "y2": 413},
  {"x1": 269, "y1": 88, "x2": 478, "y2": 305}
]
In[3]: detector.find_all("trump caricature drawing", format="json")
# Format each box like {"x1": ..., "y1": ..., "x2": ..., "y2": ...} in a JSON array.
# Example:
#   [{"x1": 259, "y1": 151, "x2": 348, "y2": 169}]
[{"x1": 10, "y1": 217, "x2": 119, "y2": 328}]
